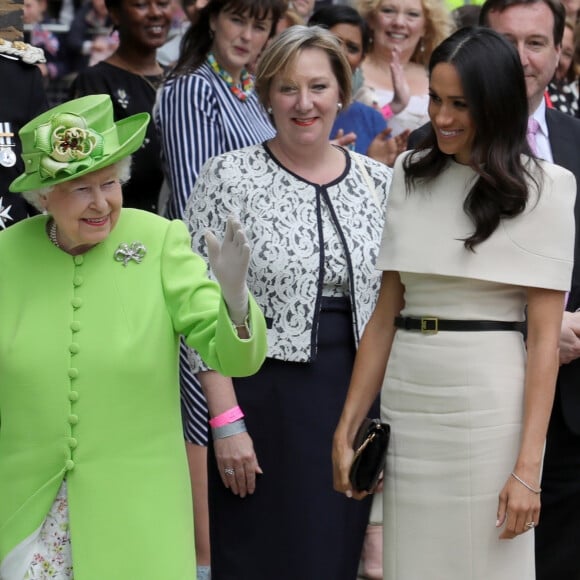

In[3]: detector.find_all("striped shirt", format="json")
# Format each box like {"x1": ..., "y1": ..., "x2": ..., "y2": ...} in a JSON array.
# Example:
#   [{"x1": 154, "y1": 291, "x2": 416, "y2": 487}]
[
  {"x1": 154, "y1": 62, "x2": 275, "y2": 445},
  {"x1": 155, "y1": 62, "x2": 276, "y2": 220}
]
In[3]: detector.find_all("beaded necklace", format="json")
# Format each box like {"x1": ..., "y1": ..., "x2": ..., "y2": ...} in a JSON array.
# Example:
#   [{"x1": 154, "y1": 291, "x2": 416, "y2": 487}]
[{"x1": 207, "y1": 52, "x2": 253, "y2": 102}]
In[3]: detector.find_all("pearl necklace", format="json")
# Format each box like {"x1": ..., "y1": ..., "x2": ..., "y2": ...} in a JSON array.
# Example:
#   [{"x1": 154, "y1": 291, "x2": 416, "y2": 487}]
[{"x1": 48, "y1": 219, "x2": 61, "y2": 249}]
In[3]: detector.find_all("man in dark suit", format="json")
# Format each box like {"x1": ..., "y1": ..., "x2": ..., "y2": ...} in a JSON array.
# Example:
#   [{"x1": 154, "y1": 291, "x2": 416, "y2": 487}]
[
  {"x1": 479, "y1": 1, "x2": 580, "y2": 577},
  {"x1": 410, "y1": 1, "x2": 580, "y2": 576},
  {"x1": 0, "y1": 39, "x2": 48, "y2": 229}
]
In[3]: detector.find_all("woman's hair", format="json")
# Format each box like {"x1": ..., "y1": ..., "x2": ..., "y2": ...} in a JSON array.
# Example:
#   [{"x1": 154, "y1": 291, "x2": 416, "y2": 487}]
[
  {"x1": 255, "y1": 25, "x2": 353, "y2": 108},
  {"x1": 356, "y1": 0, "x2": 454, "y2": 66},
  {"x1": 104, "y1": 0, "x2": 121, "y2": 13},
  {"x1": 574, "y1": 19, "x2": 580, "y2": 78},
  {"x1": 170, "y1": 0, "x2": 286, "y2": 77},
  {"x1": 308, "y1": 5, "x2": 371, "y2": 56},
  {"x1": 23, "y1": 157, "x2": 132, "y2": 211},
  {"x1": 278, "y1": 6, "x2": 304, "y2": 30},
  {"x1": 562, "y1": 18, "x2": 577, "y2": 82},
  {"x1": 451, "y1": 4, "x2": 481, "y2": 28},
  {"x1": 403, "y1": 27, "x2": 539, "y2": 250}
]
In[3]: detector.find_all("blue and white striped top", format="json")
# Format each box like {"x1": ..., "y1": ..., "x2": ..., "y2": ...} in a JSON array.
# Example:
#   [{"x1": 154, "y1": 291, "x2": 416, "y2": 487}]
[{"x1": 155, "y1": 62, "x2": 276, "y2": 220}]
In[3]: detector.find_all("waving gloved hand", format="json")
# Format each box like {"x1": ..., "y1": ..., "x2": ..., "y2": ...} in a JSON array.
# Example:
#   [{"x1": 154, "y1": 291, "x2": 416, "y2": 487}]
[{"x1": 205, "y1": 216, "x2": 250, "y2": 325}]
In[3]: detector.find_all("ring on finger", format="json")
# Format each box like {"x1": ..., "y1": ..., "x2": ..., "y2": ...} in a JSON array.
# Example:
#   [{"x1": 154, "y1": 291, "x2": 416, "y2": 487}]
[
  {"x1": 526, "y1": 521, "x2": 535, "y2": 529},
  {"x1": 224, "y1": 467, "x2": 235, "y2": 476}
]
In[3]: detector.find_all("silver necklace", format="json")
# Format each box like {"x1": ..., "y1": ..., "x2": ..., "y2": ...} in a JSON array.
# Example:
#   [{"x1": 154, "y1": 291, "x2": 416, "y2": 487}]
[{"x1": 48, "y1": 219, "x2": 61, "y2": 249}]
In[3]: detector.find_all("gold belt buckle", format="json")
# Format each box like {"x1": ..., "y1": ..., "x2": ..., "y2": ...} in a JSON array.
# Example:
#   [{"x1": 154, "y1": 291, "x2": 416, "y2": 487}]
[{"x1": 420, "y1": 317, "x2": 438, "y2": 334}]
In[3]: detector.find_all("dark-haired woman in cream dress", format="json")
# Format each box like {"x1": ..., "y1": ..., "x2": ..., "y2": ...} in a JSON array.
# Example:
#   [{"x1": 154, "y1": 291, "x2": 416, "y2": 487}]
[{"x1": 333, "y1": 27, "x2": 575, "y2": 580}]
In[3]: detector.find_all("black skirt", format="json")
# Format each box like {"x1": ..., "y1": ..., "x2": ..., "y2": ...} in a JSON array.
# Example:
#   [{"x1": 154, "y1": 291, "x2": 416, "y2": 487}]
[{"x1": 208, "y1": 298, "x2": 374, "y2": 580}]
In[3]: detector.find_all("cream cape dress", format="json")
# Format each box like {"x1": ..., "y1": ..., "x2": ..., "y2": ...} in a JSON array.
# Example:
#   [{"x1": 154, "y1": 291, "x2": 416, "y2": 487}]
[{"x1": 376, "y1": 153, "x2": 576, "y2": 580}]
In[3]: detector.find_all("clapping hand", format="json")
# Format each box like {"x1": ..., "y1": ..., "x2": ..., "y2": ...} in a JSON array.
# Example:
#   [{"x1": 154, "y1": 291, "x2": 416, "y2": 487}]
[
  {"x1": 389, "y1": 47, "x2": 410, "y2": 116},
  {"x1": 332, "y1": 128, "x2": 357, "y2": 149},
  {"x1": 366, "y1": 128, "x2": 410, "y2": 167},
  {"x1": 205, "y1": 216, "x2": 250, "y2": 325}
]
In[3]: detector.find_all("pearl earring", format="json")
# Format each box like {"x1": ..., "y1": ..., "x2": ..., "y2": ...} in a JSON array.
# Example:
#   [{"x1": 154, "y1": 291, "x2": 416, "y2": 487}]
[
  {"x1": 337, "y1": 103, "x2": 343, "y2": 112},
  {"x1": 267, "y1": 106, "x2": 272, "y2": 114}
]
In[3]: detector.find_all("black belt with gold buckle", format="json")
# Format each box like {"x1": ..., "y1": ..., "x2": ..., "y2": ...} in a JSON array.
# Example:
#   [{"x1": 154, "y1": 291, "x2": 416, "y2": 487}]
[{"x1": 394, "y1": 316, "x2": 526, "y2": 335}]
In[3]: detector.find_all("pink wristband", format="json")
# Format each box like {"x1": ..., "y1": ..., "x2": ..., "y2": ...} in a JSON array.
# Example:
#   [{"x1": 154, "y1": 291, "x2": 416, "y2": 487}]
[
  {"x1": 209, "y1": 405, "x2": 245, "y2": 428},
  {"x1": 381, "y1": 103, "x2": 394, "y2": 120}
]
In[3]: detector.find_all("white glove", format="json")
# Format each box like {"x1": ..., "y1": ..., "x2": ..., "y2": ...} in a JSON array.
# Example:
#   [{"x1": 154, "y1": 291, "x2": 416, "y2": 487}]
[{"x1": 205, "y1": 216, "x2": 250, "y2": 325}]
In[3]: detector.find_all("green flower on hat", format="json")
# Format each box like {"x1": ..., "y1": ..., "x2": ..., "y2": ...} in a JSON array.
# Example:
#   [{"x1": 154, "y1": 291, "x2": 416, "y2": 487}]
[{"x1": 34, "y1": 113, "x2": 105, "y2": 180}]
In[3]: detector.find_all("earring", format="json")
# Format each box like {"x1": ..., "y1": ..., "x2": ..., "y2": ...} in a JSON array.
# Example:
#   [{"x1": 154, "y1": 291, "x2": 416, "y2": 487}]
[
  {"x1": 337, "y1": 103, "x2": 343, "y2": 112},
  {"x1": 419, "y1": 37, "x2": 425, "y2": 53},
  {"x1": 267, "y1": 106, "x2": 272, "y2": 114}
]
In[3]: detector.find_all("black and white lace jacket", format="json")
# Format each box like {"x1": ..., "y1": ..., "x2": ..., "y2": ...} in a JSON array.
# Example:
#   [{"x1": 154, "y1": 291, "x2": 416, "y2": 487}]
[{"x1": 184, "y1": 143, "x2": 393, "y2": 366}]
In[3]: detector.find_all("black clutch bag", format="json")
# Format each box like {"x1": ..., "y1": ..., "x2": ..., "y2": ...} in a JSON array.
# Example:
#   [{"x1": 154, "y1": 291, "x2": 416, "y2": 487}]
[{"x1": 349, "y1": 418, "x2": 391, "y2": 493}]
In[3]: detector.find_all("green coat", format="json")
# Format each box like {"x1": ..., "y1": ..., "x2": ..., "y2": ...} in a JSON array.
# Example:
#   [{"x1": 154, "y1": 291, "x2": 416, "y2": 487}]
[{"x1": 0, "y1": 209, "x2": 267, "y2": 579}]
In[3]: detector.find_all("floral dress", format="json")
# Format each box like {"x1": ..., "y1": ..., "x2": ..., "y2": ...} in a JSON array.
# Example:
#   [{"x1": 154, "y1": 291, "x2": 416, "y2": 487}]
[{"x1": 0, "y1": 483, "x2": 74, "y2": 580}]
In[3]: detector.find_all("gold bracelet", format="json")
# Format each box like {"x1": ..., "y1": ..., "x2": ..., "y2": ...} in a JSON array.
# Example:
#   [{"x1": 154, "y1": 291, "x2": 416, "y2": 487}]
[
  {"x1": 511, "y1": 472, "x2": 541, "y2": 494},
  {"x1": 232, "y1": 315, "x2": 250, "y2": 334}
]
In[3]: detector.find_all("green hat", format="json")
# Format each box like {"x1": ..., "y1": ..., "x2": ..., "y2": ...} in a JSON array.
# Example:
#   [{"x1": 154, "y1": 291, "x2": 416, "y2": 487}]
[{"x1": 9, "y1": 94, "x2": 150, "y2": 193}]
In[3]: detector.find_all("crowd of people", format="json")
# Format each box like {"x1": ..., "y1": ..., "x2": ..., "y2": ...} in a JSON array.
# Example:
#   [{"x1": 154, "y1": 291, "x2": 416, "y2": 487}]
[{"x1": 1, "y1": 0, "x2": 580, "y2": 578}]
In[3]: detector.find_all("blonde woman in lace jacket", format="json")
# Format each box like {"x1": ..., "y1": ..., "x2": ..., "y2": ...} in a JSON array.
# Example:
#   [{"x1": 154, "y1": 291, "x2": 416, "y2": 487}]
[{"x1": 183, "y1": 25, "x2": 393, "y2": 580}]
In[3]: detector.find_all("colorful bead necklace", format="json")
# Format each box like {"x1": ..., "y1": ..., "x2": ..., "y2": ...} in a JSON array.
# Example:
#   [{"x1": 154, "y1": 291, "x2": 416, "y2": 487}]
[{"x1": 207, "y1": 52, "x2": 254, "y2": 102}]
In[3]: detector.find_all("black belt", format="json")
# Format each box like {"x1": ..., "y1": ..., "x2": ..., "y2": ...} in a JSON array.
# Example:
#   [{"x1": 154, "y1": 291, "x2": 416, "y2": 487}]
[{"x1": 394, "y1": 316, "x2": 526, "y2": 334}]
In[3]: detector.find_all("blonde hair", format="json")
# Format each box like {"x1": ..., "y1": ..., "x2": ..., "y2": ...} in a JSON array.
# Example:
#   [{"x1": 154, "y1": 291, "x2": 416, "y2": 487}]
[
  {"x1": 255, "y1": 25, "x2": 352, "y2": 107},
  {"x1": 278, "y1": 7, "x2": 305, "y2": 29},
  {"x1": 357, "y1": 0, "x2": 454, "y2": 66}
]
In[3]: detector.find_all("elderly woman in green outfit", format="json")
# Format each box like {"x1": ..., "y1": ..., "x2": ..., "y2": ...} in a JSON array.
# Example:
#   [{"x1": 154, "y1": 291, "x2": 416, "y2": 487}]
[{"x1": 0, "y1": 94, "x2": 267, "y2": 580}]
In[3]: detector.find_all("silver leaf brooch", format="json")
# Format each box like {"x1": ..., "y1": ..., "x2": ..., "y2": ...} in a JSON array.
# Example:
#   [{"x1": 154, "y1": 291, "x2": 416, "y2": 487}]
[{"x1": 114, "y1": 242, "x2": 147, "y2": 267}]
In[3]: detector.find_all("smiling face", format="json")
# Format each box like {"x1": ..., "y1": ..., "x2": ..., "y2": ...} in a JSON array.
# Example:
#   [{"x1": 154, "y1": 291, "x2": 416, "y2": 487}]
[
  {"x1": 329, "y1": 23, "x2": 365, "y2": 72},
  {"x1": 210, "y1": 8, "x2": 273, "y2": 81},
  {"x1": 268, "y1": 47, "x2": 341, "y2": 149},
  {"x1": 370, "y1": 0, "x2": 426, "y2": 59},
  {"x1": 428, "y1": 62, "x2": 475, "y2": 165},
  {"x1": 111, "y1": 0, "x2": 173, "y2": 50},
  {"x1": 40, "y1": 165, "x2": 123, "y2": 254},
  {"x1": 487, "y1": 3, "x2": 561, "y2": 112}
]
